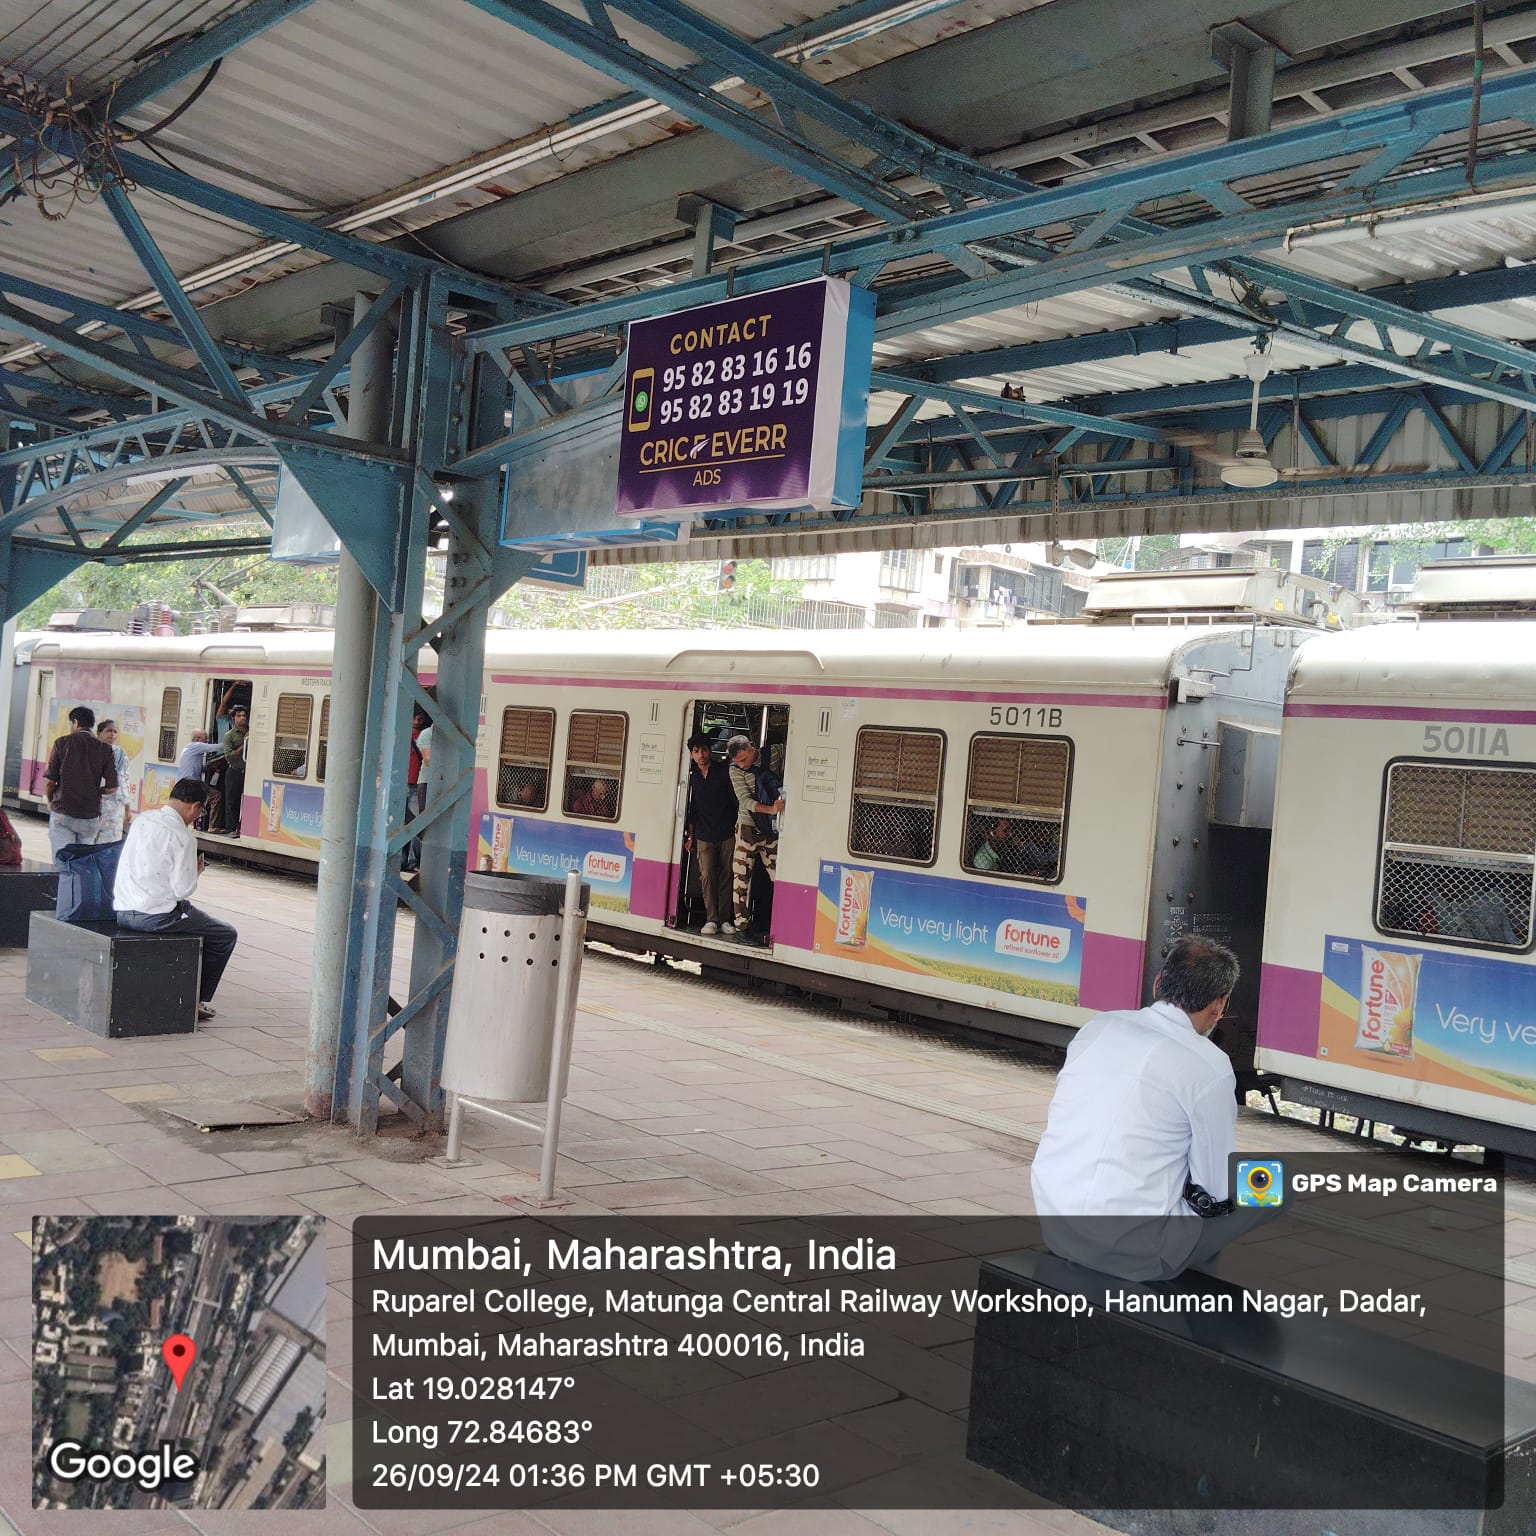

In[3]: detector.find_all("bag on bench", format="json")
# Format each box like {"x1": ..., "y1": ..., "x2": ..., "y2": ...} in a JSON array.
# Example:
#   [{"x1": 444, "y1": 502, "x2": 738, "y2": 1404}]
[
  {"x1": 0, "y1": 809, "x2": 20, "y2": 867},
  {"x1": 55, "y1": 840, "x2": 123, "y2": 923}
]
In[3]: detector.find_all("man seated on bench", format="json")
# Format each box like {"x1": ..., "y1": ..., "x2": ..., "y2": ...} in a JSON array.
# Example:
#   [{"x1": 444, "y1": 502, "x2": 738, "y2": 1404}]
[
  {"x1": 1030, "y1": 935, "x2": 1275, "y2": 1282},
  {"x1": 113, "y1": 777, "x2": 238, "y2": 1022}
]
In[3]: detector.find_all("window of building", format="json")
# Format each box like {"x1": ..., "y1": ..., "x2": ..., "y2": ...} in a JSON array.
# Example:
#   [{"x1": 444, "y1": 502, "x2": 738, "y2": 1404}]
[
  {"x1": 1302, "y1": 539, "x2": 1363, "y2": 589},
  {"x1": 158, "y1": 688, "x2": 180, "y2": 761},
  {"x1": 272, "y1": 694, "x2": 313, "y2": 780},
  {"x1": 562, "y1": 711, "x2": 626, "y2": 821},
  {"x1": 316, "y1": 696, "x2": 329, "y2": 783},
  {"x1": 879, "y1": 547, "x2": 919, "y2": 591},
  {"x1": 848, "y1": 728, "x2": 944, "y2": 865},
  {"x1": 498, "y1": 706, "x2": 555, "y2": 811},
  {"x1": 773, "y1": 555, "x2": 834, "y2": 581},
  {"x1": 1376, "y1": 761, "x2": 1535, "y2": 951},
  {"x1": 962, "y1": 735, "x2": 1072, "y2": 882}
]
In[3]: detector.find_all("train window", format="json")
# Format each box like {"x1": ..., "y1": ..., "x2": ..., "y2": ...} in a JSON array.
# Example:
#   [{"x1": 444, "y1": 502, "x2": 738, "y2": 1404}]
[
  {"x1": 316, "y1": 696, "x2": 330, "y2": 784},
  {"x1": 562, "y1": 710, "x2": 626, "y2": 822},
  {"x1": 158, "y1": 688, "x2": 180, "y2": 761},
  {"x1": 272, "y1": 694, "x2": 313, "y2": 780},
  {"x1": 848, "y1": 727, "x2": 944, "y2": 865},
  {"x1": 498, "y1": 707, "x2": 555, "y2": 811},
  {"x1": 1376, "y1": 761, "x2": 1535, "y2": 951},
  {"x1": 961, "y1": 734, "x2": 1071, "y2": 883}
]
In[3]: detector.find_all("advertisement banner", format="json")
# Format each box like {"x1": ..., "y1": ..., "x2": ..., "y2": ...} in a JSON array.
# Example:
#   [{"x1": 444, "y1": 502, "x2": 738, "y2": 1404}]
[
  {"x1": 1320, "y1": 934, "x2": 1536, "y2": 1103},
  {"x1": 140, "y1": 764, "x2": 179, "y2": 811},
  {"x1": 260, "y1": 780, "x2": 325, "y2": 852},
  {"x1": 477, "y1": 813, "x2": 634, "y2": 914},
  {"x1": 615, "y1": 277, "x2": 873, "y2": 520},
  {"x1": 813, "y1": 862, "x2": 1087, "y2": 1005}
]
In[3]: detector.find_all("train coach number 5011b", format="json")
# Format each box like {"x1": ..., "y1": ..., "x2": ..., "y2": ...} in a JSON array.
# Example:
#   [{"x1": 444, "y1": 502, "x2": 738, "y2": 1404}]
[{"x1": 988, "y1": 706, "x2": 1064, "y2": 729}]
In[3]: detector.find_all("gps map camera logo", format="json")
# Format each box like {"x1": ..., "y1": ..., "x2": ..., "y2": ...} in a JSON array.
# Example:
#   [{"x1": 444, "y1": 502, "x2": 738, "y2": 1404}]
[{"x1": 1236, "y1": 1160, "x2": 1285, "y2": 1208}]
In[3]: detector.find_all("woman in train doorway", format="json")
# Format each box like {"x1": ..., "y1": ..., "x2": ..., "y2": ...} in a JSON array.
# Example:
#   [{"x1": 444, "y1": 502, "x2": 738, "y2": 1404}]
[{"x1": 94, "y1": 719, "x2": 132, "y2": 844}]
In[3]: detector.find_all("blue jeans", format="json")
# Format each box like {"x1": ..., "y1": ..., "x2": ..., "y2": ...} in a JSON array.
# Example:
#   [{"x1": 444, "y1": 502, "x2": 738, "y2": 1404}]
[{"x1": 49, "y1": 813, "x2": 100, "y2": 860}]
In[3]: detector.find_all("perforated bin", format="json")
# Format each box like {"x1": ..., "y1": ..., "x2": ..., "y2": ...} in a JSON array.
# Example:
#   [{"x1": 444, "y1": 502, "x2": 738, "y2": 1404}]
[{"x1": 441, "y1": 869, "x2": 589, "y2": 1102}]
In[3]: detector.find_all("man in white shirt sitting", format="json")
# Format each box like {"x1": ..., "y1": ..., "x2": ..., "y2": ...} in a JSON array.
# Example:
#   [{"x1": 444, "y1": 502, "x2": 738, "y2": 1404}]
[
  {"x1": 113, "y1": 777, "x2": 238, "y2": 1022},
  {"x1": 1031, "y1": 935, "x2": 1271, "y2": 1281}
]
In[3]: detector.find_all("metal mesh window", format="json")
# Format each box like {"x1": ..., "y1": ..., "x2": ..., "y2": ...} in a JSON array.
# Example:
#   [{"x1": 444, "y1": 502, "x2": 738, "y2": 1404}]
[
  {"x1": 1377, "y1": 762, "x2": 1535, "y2": 950},
  {"x1": 316, "y1": 696, "x2": 330, "y2": 784},
  {"x1": 272, "y1": 694, "x2": 312, "y2": 780},
  {"x1": 962, "y1": 735, "x2": 1071, "y2": 882},
  {"x1": 158, "y1": 688, "x2": 180, "y2": 761},
  {"x1": 562, "y1": 710, "x2": 625, "y2": 821},
  {"x1": 497, "y1": 707, "x2": 555, "y2": 811},
  {"x1": 848, "y1": 727, "x2": 943, "y2": 865}
]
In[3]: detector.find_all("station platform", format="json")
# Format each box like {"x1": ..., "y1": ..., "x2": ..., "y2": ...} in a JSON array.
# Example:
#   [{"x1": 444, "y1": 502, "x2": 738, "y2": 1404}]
[{"x1": 4, "y1": 822, "x2": 1536, "y2": 1536}]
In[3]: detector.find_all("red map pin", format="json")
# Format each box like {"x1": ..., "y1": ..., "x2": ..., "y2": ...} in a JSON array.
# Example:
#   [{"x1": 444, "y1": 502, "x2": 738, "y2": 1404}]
[{"x1": 161, "y1": 1334, "x2": 196, "y2": 1390}]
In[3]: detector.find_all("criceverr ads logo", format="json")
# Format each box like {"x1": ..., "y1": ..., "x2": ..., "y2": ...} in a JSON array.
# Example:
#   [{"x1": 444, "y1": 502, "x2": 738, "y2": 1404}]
[{"x1": 995, "y1": 918, "x2": 1071, "y2": 964}]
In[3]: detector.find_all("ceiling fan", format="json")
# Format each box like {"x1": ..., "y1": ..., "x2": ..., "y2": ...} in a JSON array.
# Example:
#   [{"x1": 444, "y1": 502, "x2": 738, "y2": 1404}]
[{"x1": 1169, "y1": 348, "x2": 1422, "y2": 488}]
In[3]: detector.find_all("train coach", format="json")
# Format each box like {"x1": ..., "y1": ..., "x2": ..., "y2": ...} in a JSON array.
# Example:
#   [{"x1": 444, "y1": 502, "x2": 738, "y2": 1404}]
[
  {"x1": 1257, "y1": 557, "x2": 1536, "y2": 1157},
  {"x1": 10, "y1": 567, "x2": 1351, "y2": 1086}
]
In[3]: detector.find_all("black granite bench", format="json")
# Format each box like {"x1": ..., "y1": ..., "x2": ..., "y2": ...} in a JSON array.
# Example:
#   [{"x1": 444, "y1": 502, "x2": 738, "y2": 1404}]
[
  {"x1": 25, "y1": 912, "x2": 200, "y2": 1037},
  {"x1": 0, "y1": 858, "x2": 58, "y2": 946},
  {"x1": 966, "y1": 1248, "x2": 1536, "y2": 1535}
]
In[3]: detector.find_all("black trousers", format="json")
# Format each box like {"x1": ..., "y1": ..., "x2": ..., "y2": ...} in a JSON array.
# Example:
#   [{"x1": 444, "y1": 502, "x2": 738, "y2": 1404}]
[
  {"x1": 223, "y1": 762, "x2": 245, "y2": 833},
  {"x1": 116, "y1": 902, "x2": 238, "y2": 1002}
]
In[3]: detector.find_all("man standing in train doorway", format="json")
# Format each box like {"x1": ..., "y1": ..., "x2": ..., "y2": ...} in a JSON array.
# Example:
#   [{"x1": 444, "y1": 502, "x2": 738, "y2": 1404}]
[
  {"x1": 1030, "y1": 936, "x2": 1276, "y2": 1281},
  {"x1": 727, "y1": 735, "x2": 784, "y2": 943},
  {"x1": 219, "y1": 706, "x2": 249, "y2": 838},
  {"x1": 685, "y1": 732, "x2": 736, "y2": 937}
]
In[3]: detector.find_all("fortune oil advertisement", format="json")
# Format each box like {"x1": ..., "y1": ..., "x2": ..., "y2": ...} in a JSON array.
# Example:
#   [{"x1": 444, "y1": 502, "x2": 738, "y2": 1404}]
[
  {"x1": 260, "y1": 781, "x2": 325, "y2": 852},
  {"x1": 477, "y1": 813, "x2": 634, "y2": 913},
  {"x1": 813, "y1": 862, "x2": 1086, "y2": 1005},
  {"x1": 1321, "y1": 934, "x2": 1536, "y2": 1102}
]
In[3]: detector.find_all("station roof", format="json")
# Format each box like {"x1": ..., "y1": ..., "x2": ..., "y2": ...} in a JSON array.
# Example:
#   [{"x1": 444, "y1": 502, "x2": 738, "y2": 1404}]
[{"x1": 2, "y1": 2, "x2": 1536, "y2": 554}]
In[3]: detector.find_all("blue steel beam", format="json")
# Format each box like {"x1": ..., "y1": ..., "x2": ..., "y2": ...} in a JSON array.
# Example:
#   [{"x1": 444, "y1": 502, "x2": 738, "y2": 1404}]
[
  {"x1": 602, "y1": 0, "x2": 1028, "y2": 204},
  {"x1": 467, "y1": 69, "x2": 1536, "y2": 354},
  {"x1": 463, "y1": 0, "x2": 923, "y2": 221},
  {"x1": 101, "y1": 185, "x2": 250, "y2": 407}
]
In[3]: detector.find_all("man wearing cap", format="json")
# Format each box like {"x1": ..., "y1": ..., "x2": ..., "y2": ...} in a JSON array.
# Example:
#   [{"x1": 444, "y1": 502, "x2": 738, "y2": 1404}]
[{"x1": 726, "y1": 735, "x2": 784, "y2": 940}]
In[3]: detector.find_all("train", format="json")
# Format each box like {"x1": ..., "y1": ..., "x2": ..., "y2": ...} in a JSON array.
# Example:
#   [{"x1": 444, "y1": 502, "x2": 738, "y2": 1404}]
[{"x1": 6, "y1": 560, "x2": 1533, "y2": 1157}]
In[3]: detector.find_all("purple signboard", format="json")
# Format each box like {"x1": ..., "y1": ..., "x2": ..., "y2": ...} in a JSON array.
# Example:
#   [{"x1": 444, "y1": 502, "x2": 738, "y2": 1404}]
[{"x1": 615, "y1": 277, "x2": 874, "y2": 521}]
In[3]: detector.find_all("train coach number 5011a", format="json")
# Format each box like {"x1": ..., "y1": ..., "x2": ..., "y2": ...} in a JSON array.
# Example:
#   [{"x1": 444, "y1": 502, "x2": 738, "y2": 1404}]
[
  {"x1": 988, "y1": 706, "x2": 1064, "y2": 729},
  {"x1": 1422, "y1": 724, "x2": 1511, "y2": 757}
]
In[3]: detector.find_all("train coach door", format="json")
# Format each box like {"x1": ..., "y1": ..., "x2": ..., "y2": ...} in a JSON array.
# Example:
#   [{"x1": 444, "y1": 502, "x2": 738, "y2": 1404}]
[
  {"x1": 29, "y1": 669, "x2": 52, "y2": 794},
  {"x1": 672, "y1": 699, "x2": 788, "y2": 939}
]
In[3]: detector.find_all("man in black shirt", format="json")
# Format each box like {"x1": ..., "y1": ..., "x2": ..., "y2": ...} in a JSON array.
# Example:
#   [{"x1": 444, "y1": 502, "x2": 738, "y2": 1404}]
[
  {"x1": 43, "y1": 704, "x2": 118, "y2": 860},
  {"x1": 685, "y1": 732, "x2": 737, "y2": 936}
]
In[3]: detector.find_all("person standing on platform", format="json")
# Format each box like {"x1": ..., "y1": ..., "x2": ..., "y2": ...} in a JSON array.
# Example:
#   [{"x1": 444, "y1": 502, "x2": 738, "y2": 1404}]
[
  {"x1": 219, "y1": 706, "x2": 249, "y2": 837},
  {"x1": 685, "y1": 732, "x2": 736, "y2": 936},
  {"x1": 403, "y1": 708, "x2": 428, "y2": 873},
  {"x1": 42, "y1": 705, "x2": 118, "y2": 859},
  {"x1": 727, "y1": 735, "x2": 784, "y2": 940},
  {"x1": 1030, "y1": 935, "x2": 1272, "y2": 1281},
  {"x1": 93, "y1": 720, "x2": 132, "y2": 843},
  {"x1": 114, "y1": 777, "x2": 238, "y2": 1021}
]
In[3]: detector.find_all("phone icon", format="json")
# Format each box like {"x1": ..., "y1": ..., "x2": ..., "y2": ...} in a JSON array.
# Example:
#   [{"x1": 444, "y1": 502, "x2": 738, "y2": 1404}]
[{"x1": 627, "y1": 367, "x2": 655, "y2": 432}]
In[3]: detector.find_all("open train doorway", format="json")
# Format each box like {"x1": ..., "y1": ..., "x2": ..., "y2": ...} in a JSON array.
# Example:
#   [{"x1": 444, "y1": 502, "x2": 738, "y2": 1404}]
[
  {"x1": 673, "y1": 698, "x2": 789, "y2": 942},
  {"x1": 202, "y1": 676, "x2": 252, "y2": 836}
]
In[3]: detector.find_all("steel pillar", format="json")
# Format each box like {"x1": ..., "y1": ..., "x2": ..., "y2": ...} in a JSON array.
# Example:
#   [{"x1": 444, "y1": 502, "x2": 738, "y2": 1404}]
[
  {"x1": 306, "y1": 294, "x2": 394, "y2": 1119},
  {"x1": 1211, "y1": 21, "x2": 1280, "y2": 142}
]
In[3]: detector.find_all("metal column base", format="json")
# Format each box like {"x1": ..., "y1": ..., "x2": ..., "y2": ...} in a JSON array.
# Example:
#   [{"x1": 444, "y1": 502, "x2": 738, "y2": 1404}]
[{"x1": 428, "y1": 1092, "x2": 576, "y2": 1208}]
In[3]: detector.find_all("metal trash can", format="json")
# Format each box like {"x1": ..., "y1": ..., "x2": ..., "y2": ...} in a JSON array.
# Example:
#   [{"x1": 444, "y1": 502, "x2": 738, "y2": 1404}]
[{"x1": 442, "y1": 870, "x2": 589, "y2": 1102}]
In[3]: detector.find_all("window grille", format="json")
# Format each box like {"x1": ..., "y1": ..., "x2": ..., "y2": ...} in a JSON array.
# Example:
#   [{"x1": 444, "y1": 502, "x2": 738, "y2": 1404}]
[
  {"x1": 1376, "y1": 762, "x2": 1535, "y2": 950},
  {"x1": 962, "y1": 734, "x2": 1071, "y2": 882},
  {"x1": 562, "y1": 710, "x2": 625, "y2": 821},
  {"x1": 848, "y1": 727, "x2": 943, "y2": 865},
  {"x1": 158, "y1": 688, "x2": 180, "y2": 761},
  {"x1": 316, "y1": 696, "x2": 329, "y2": 783},
  {"x1": 497, "y1": 706, "x2": 555, "y2": 812},
  {"x1": 272, "y1": 694, "x2": 312, "y2": 780}
]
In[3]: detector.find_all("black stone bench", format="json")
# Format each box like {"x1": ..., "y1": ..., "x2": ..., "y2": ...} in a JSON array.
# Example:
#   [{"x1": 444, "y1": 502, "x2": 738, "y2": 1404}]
[
  {"x1": 0, "y1": 858, "x2": 58, "y2": 946},
  {"x1": 25, "y1": 912, "x2": 200, "y2": 1037},
  {"x1": 966, "y1": 1248, "x2": 1536, "y2": 1535}
]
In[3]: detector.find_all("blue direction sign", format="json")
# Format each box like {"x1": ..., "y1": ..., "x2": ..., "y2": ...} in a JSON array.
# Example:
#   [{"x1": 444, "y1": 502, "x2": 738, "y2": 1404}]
[{"x1": 615, "y1": 277, "x2": 874, "y2": 521}]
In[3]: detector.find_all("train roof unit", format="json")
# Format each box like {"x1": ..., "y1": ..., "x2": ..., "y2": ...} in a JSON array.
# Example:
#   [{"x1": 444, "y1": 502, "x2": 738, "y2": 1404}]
[
  {"x1": 1081, "y1": 565, "x2": 1361, "y2": 629},
  {"x1": 1405, "y1": 555, "x2": 1536, "y2": 619}
]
